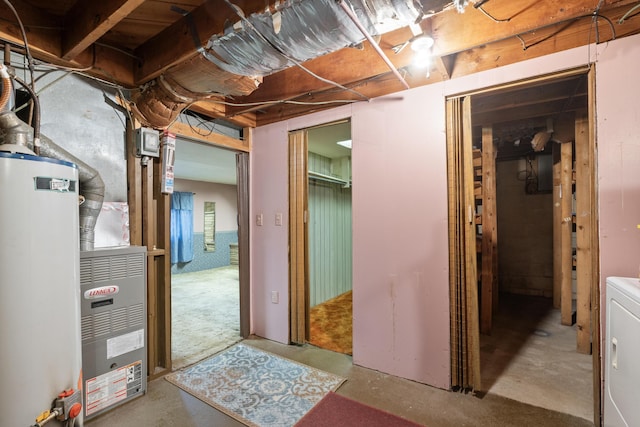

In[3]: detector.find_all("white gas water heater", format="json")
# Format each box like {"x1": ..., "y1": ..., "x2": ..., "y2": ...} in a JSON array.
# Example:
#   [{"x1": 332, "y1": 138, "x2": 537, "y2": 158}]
[
  {"x1": 0, "y1": 149, "x2": 84, "y2": 426},
  {"x1": 0, "y1": 63, "x2": 87, "y2": 426}
]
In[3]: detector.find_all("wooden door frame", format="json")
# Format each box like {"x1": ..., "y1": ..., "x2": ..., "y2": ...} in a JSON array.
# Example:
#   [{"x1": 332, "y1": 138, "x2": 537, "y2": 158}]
[
  {"x1": 288, "y1": 120, "x2": 353, "y2": 345},
  {"x1": 127, "y1": 121, "x2": 252, "y2": 379},
  {"x1": 446, "y1": 67, "x2": 601, "y2": 424}
]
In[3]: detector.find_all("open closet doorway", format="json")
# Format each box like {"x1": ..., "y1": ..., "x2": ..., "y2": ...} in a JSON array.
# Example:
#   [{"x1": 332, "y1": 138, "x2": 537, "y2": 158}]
[
  {"x1": 170, "y1": 137, "x2": 244, "y2": 369},
  {"x1": 447, "y1": 69, "x2": 600, "y2": 425},
  {"x1": 289, "y1": 120, "x2": 353, "y2": 355}
]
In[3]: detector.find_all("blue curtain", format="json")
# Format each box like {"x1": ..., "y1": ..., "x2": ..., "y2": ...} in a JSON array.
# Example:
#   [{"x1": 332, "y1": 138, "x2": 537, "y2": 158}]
[{"x1": 170, "y1": 192, "x2": 194, "y2": 264}]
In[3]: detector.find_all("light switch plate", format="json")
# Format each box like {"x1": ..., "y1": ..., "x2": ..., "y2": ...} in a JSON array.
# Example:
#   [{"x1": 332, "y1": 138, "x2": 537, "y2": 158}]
[{"x1": 256, "y1": 213, "x2": 263, "y2": 226}]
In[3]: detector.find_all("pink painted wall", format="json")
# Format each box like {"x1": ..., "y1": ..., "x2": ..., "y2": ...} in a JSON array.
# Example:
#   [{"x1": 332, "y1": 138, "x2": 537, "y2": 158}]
[
  {"x1": 350, "y1": 88, "x2": 450, "y2": 387},
  {"x1": 595, "y1": 35, "x2": 640, "y2": 282},
  {"x1": 594, "y1": 34, "x2": 640, "y2": 370},
  {"x1": 251, "y1": 108, "x2": 353, "y2": 343},
  {"x1": 250, "y1": 33, "x2": 640, "y2": 390}
]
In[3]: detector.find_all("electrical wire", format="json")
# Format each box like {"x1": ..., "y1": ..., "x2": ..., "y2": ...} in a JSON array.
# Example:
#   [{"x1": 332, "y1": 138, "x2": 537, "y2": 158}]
[
  {"x1": 211, "y1": 98, "x2": 359, "y2": 107},
  {"x1": 2, "y1": 0, "x2": 40, "y2": 152},
  {"x1": 515, "y1": 13, "x2": 616, "y2": 51},
  {"x1": 94, "y1": 42, "x2": 142, "y2": 62},
  {"x1": 181, "y1": 110, "x2": 242, "y2": 139},
  {"x1": 2, "y1": 0, "x2": 35, "y2": 89},
  {"x1": 618, "y1": 2, "x2": 640, "y2": 24},
  {"x1": 475, "y1": 5, "x2": 511, "y2": 23}
]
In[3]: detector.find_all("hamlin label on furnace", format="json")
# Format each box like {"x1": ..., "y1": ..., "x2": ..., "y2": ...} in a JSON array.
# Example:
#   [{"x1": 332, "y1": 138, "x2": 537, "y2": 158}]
[{"x1": 85, "y1": 360, "x2": 143, "y2": 417}]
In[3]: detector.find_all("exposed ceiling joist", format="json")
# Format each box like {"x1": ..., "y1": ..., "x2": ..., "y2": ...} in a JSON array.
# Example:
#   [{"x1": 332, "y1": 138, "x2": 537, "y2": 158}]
[
  {"x1": 134, "y1": 0, "x2": 270, "y2": 84},
  {"x1": 62, "y1": 0, "x2": 146, "y2": 60},
  {"x1": 0, "y1": 0, "x2": 639, "y2": 129}
]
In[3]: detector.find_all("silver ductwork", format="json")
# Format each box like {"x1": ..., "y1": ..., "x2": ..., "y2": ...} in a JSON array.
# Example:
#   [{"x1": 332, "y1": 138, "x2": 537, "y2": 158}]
[
  {"x1": 0, "y1": 111, "x2": 105, "y2": 251},
  {"x1": 130, "y1": 0, "x2": 453, "y2": 128},
  {"x1": 206, "y1": 0, "x2": 422, "y2": 77}
]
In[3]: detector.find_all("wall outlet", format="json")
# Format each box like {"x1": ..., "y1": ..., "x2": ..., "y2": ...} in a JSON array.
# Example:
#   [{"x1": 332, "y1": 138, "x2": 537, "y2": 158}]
[
  {"x1": 256, "y1": 213, "x2": 263, "y2": 226},
  {"x1": 271, "y1": 291, "x2": 279, "y2": 304}
]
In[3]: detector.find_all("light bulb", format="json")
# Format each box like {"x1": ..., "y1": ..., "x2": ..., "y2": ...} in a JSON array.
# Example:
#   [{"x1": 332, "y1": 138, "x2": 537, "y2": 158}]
[{"x1": 410, "y1": 35, "x2": 434, "y2": 52}]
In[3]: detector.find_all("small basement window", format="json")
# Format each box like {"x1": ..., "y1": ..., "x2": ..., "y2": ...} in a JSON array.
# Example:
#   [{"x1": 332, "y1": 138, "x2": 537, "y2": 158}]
[{"x1": 204, "y1": 201, "x2": 216, "y2": 251}]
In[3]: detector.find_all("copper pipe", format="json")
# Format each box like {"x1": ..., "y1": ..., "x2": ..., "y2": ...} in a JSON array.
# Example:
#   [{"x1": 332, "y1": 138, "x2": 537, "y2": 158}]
[{"x1": 337, "y1": 0, "x2": 410, "y2": 90}]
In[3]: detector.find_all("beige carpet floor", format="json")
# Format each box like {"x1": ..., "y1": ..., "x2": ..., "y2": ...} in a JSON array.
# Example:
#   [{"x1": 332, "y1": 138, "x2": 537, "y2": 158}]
[
  {"x1": 171, "y1": 266, "x2": 241, "y2": 369},
  {"x1": 309, "y1": 291, "x2": 352, "y2": 355}
]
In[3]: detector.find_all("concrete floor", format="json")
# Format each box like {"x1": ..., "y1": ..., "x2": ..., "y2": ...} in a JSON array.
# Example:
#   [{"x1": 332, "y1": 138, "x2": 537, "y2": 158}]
[
  {"x1": 481, "y1": 294, "x2": 593, "y2": 421},
  {"x1": 86, "y1": 336, "x2": 593, "y2": 427}
]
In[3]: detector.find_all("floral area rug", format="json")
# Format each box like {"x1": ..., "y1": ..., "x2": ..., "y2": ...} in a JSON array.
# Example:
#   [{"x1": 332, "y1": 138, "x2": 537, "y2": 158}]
[{"x1": 165, "y1": 342, "x2": 346, "y2": 426}]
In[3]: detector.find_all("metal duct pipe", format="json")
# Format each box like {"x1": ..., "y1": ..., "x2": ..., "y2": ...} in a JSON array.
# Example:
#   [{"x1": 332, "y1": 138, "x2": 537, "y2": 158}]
[
  {"x1": 130, "y1": 56, "x2": 261, "y2": 129},
  {"x1": 39, "y1": 133, "x2": 104, "y2": 251},
  {"x1": 130, "y1": 0, "x2": 427, "y2": 128},
  {"x1": 0, "y1": 111, "x2": 105, "y2": 251}
]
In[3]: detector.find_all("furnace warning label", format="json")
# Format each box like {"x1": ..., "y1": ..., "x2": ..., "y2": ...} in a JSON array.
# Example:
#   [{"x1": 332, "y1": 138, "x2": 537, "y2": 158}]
[
  {"x1": 85, "y1": 360, "x2": 143, "y2": 417},
  {"x1": 107, "y1": 329, "x2": 144, "y2": 359}
]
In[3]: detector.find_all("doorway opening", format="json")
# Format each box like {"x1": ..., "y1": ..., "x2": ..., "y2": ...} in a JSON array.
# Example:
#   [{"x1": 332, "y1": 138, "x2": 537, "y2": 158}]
[
  {"x1": 289, "y1": 120, "x2": 353, "y2": 355},
  {"x1": 170, "y1": 139, "x2": 243, "y2": 369},
  {"x1": 447, "y1": 69, "x2": 599, "y2": 423}
]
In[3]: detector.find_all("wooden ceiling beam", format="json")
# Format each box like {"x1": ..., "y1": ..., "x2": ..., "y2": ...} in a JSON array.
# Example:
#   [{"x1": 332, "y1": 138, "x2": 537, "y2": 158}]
[
  {"x1": 472, "y1": 78, "x2": 588, "y2": 115},
  {"x1": 228, "y1": 0, "x2": 633, "y2": 118},
  {"x1": 0, "y1": 3, "x2": 63, "y2": 57},
  {"x1": 134, "y1": 0, "x2": 270, "y2": 84},
  {"x1": 190, "y1": 100, "x2": 257, "y2": 128},
  {"x1": 0, "y1": 2, "x2": 136, "y2": 86},
  {"x1": 62, "y1": 0, "x2": 146, "y2": 60},
  {"x1": 226, "y1": 26, "x2": 416, "y2": 117},
  {"x1": 428, "y1": 0, "x2": 637, "y2": 56},
  {"x1": 473, "y1": 96, "x2": 588, "y2": 126},
  {"x1": 253, "y1": 70, "x2": 444, "y2": 125},
  {"x1": 246, "y1": 2, "x2": 640, "y2": 124}
]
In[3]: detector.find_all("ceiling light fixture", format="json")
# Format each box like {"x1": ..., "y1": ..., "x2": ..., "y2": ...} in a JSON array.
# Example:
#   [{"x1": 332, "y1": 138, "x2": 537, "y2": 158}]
[
  {"x1": 409, "y1": 34, "x2": 434, "y2": 71},
  {"x1": 336, "y1": 139, "x2": 352, "y2": 149},
  {"x1": 410, "y1": 34, "x2": 434, "y2": 52}
]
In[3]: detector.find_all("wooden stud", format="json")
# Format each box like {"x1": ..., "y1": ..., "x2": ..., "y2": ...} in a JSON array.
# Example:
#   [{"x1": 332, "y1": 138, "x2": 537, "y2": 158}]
[
  {"x1": 587, "y1": 66, "x2": 601, "y2": 426},
  {"x1": 480, "y1": 126, "x2": 496, "y2": 334},
  {"x1": 575, "y1": 110, "x2": 592, "y2": 354},
  {"x1": 153, "y1": 155, "x2": 171, "y2": 374},
  {"x1": 551, "y1": 114, "x2": 576, "y2": 310},
  {"x1": 463, "y1": 97, "x2": 481, "y2": 390},
  {"x1": 552, "y1": 143, "x2": 562, "y2": 309},
  {"x1": 560, "y1": 141, "x2": 574, "y2": 326},
  {"x1": 126, "y1": 121, "x2": 142, "y2": 246},
  {"x1": 237, "y1": 151, "x2": 251, "y2": 339},
  {"x1": 167, "y1": 121, "x2": 250, "y2": 152}
]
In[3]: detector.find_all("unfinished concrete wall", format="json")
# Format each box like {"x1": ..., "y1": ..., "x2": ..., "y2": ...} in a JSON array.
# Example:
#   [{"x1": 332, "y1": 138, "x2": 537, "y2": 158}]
[{"x1": 496, "y1": 159, "x2": 554, "y2": 297}]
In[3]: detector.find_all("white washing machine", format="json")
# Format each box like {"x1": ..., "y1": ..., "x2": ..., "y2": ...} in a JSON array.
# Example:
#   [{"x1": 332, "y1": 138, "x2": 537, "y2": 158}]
[{"x1": 604, "y1": 277, "x2": 640, "y2": 427}]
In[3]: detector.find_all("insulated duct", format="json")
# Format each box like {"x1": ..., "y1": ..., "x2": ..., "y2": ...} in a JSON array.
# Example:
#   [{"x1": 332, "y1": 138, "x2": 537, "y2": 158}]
[
  {"x1": 130, "y1": 0, "x2": 452, "y2": 128},
  {"x1": 0, "y1": 111, "x2": 105, "y2": 252}
]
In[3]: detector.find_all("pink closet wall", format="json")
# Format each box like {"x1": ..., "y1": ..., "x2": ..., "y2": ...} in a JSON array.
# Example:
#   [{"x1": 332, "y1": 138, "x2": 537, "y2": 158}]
[{"x1": 249, "y1": 33, "x2": 640, "y2": 390}]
